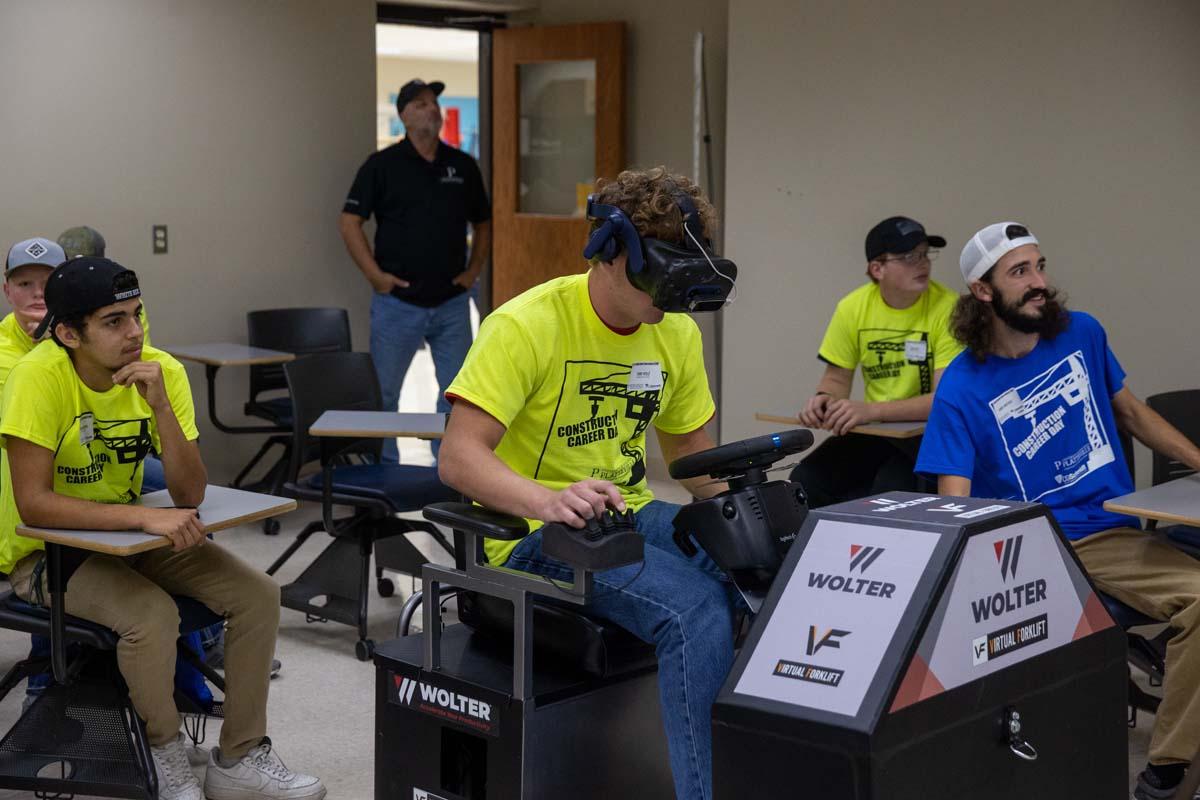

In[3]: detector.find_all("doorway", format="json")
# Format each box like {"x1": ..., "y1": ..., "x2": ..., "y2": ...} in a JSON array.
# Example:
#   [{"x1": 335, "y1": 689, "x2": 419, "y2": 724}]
[{"x1": 375, "y1": 17, "x2": 487, "y2": 465}]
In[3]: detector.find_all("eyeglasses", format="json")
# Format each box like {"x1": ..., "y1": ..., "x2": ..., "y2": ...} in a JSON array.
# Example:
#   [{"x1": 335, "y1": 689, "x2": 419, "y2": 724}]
[{"x1": 882, "y1": 248, "x2": 940, "y2": 266}]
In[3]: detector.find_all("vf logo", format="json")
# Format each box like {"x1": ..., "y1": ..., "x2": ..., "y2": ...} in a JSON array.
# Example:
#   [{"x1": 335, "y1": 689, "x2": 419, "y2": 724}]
[
  {"x1": 994, "y1": 535, "x2": 1023, "y2": 582},
  {"x1": 806, "y1": 626, "x2": 850, "y2": 656},
  {"x1": 848, "y1": 544, "x2": 884, "y2": 573}
]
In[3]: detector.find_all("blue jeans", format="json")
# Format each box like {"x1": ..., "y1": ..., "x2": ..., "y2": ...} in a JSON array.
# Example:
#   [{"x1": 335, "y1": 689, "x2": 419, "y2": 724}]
[
  {"x1": 142, "y1": 455, "x2": 166, "y2": 493},
  {"x1": 505, "y1": 500, "x2": 741, "y2": 800},
  {"x1": 369, "y1": 292, "x2": 473, "y2": 462}
]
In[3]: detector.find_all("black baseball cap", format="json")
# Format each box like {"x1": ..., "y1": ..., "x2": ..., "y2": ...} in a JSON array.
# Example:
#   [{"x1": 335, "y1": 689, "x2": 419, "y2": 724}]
[
  {"x1": 864, "y1": 216, "x2": 946, "y2": 261},
  {"x1": 396, "y1": 79, "x2": 445, "y2": 115},
  {"x1": 33, "y1": 257, "x2": 141, "y2": 340}
]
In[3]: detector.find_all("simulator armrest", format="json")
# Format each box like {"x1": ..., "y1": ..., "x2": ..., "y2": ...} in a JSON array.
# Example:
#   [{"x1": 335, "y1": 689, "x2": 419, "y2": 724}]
[{"x1": 423, "y1": 502, "x2": 530, "y2": 540}]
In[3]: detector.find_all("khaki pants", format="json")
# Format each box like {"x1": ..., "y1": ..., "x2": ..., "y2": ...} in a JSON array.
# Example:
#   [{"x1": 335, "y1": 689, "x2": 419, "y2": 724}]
[
  {"x1": 10, "y1": 542, "x2": 280, "y2": 759},
  {"x1": 1073, "y1": 527, "x2": 1200, "y2": 765}
]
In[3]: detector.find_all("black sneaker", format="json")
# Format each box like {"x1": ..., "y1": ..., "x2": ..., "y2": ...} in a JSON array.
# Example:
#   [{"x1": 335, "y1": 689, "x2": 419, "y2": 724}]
[{"x1": 1133, "y1": 769, "x2": 1197, "y2": 799}]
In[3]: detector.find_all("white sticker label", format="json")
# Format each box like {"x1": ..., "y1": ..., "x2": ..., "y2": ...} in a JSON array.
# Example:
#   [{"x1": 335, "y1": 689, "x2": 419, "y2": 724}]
[
  {"x1": 956, "y1": 504, "x2": 1010, "y2": 519},
  {"x1": 78, "y1": 413, "x2": 95, "y2": 445},
  {"x1": 905, "y1": 340, "x2": 928, "y2": 362},
  {"x1": 627, "y1": 361, "x2": 663, "y2": 392}
]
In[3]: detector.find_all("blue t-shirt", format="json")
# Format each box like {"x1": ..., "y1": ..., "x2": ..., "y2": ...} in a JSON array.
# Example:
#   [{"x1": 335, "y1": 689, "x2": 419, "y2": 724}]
[{"x1": 915, "y1": 311, "x2": 1139, "y2": 540}]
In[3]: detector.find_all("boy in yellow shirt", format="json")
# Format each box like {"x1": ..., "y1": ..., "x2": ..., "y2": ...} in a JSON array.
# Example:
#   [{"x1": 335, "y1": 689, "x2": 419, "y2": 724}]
[
  {"x1": 0, "y1": 257, "x2": 322, "y2": 800},
  {"x1": 440, "y1": 167, "x2": 736, "y2": 800},
  {"x1": 793, "y1": 216, "x2": 961, "y2": 506}
]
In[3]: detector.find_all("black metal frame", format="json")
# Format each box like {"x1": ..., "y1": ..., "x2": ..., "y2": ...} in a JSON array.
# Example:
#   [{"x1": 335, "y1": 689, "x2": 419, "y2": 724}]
[{"x1": 0, "y1": 544, "x2": 228, "y2": 799}]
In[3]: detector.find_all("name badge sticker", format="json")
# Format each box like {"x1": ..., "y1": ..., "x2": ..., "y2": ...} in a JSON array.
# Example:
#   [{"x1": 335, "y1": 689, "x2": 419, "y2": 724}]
[
  {"x1": 628, "y1": 362, "x2": 663, "y2": 392},
  {"x1": 78, "y1": 413, "x2": 95, "y2": 445},
  {"x1": 905, "y1": 340, "x2": 928, "y2": 362}
]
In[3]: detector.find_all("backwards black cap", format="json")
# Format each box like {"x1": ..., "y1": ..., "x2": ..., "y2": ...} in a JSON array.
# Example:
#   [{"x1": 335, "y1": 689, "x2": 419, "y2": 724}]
[{"x1": 33, "y1": 257, "x2": 141, "y2": 340}]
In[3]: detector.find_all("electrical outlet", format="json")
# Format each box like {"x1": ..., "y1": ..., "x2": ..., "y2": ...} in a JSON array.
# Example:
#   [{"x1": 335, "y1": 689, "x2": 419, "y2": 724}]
[{"x1": 152, "y1": 225, "x2": 168, "y2": 254}]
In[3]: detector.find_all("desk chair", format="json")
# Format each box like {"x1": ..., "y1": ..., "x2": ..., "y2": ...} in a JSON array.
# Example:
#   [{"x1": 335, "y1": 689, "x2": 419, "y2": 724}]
[
  {"x1": 1147, "y1": 390, "x2": 1200, "y2": 486},
  {"x1": 0, "y1": 589, "x2": 226, "y2": 799},
  {"x1": 266, "y1": 352, "x2": 456, "y2": 660},
  {"x1": 233, "y1": 308, "x2": 352, "y2": 535}
]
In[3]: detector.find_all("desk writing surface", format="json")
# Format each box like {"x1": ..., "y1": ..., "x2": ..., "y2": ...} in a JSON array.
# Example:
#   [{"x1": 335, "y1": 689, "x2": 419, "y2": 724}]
[
  {"x1": 753, "y1": 412, "x2": 925, "y2": 440},
  {"x1": 1103, "y1": 474, "x2": 1200, "y2": 526},
  {"x1": 309, "y1": 410, "x2": 446, "y2": 440},
  {"x1": 16, "y1": 485, "x2": 296, "y2": 556},
  {"x1": 163, "y1": 343, "x2": 295, "y2": 367}
]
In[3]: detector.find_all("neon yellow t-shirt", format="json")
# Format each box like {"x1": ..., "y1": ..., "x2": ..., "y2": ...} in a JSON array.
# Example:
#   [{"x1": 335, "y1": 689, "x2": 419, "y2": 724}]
[
  {"x1": 447, "y1": 273, "x2": 716, "y2": 565},
  {"x1": 817, "y1": 280, "x2": 962, "y2": 404},
  {"x1": 0, "y1": 309, "x2": 152, "y2": 395},
  {"x1": 0, "y1": 342, "x2": 197, "y2": 573}
]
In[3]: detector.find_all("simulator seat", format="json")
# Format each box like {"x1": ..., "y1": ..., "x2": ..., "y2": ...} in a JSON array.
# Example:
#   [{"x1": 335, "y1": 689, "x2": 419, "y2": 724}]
[{"x1": 376, "y1": 429, "x2": 816, "y2": 800}]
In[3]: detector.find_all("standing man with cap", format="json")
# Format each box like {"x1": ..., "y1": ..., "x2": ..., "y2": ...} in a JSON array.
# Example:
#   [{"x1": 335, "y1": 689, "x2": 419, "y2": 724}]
[
  {"x1": 0, "y1": 257, "x2": 324, "y2": 800},
  {"x1": 916, "y1": 222, "x2": 1200, "y2": 800},
  {"x1": 339, "y1": 78, "x2": 491, "y2": 461},
  {"x1": 791, "y1": 216, "x2": 961, "y2": 507}
]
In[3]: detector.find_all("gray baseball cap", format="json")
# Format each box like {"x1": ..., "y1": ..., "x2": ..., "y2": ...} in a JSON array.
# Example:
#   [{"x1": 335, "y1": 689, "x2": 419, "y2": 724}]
[
  {"x1": 57, "y1": 226, "x2": 107, "y2": 259},
  {"x1": 5, "y1": 237, "x2": 66, "y2": 276}
]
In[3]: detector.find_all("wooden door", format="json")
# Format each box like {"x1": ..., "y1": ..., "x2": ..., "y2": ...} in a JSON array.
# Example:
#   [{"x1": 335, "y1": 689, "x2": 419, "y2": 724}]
[{"x1": 491, "y1": 22, "x2": 626, "y2": 307}]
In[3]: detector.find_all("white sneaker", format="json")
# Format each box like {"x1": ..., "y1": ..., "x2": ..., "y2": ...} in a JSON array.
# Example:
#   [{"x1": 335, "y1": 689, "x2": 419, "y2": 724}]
[
  {"x1": 203, "y1": 737, "x2": 326, "y2": 800},
  {"x1": 151, "y1": 732, "x2": 203, "y2": 800}
]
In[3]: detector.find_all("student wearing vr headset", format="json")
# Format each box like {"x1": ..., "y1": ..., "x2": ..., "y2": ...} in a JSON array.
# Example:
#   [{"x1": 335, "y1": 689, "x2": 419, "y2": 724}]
[
  {"x1": 439, "y1": 166, "x2": 736, "y2": 800},
  {"x1": 793, "y1": 216, "x2": 962, "y2": 507}
]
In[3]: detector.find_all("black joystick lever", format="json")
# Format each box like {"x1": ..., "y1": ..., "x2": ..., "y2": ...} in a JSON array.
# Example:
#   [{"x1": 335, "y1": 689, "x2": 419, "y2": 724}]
[{"x1": 543, "y1": 508, "x2": 644, "y2": 572}]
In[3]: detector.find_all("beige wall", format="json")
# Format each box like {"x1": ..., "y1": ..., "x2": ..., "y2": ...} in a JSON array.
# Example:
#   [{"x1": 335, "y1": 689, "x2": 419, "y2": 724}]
[
  {"x1": 378, "y1": 56, "x2": 479, "y2": 101},
  {"x1": 513, "y1": 0, "x2": 730, "y2": 477},
  {"x1": 723, "y1": 0, "x2": 1200, "y2": 486},
  {"x1": 0, "y1": 0, "x2": 378, "y2": 479}
]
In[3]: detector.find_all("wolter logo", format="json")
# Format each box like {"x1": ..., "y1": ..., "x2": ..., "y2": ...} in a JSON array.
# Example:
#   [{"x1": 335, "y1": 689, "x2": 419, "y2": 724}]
[
  {"x1": 994, "y1": 535, "x2": 1023, "y2": 581},
  {"x1": 970, "y1": 534, "x2": 1045, "y2": 624},
  {"x1": 849, "y1": 544, "x2": 884, "y2": 573}
]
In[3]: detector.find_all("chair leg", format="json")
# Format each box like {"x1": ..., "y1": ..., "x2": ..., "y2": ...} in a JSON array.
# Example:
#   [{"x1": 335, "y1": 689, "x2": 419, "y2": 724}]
[
  {"x1": 357, "y1": 533, "x2": 373, "y2": 654},
  {"x1": 231, "y1": 438, "x2": 281, "y2": 489},
  {"x1": 266, "y1": 519, "x2": 325, "y2": 576}
]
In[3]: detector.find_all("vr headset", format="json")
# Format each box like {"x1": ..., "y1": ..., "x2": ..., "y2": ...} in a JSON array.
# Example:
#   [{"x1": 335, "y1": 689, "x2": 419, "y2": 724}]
[{"x1": 581, "y1": 190, "x2": 737, "y2": 313}]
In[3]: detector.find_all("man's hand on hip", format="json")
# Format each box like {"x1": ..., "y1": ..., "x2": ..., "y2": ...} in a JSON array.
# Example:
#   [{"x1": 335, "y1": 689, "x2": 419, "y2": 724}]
[
  {"x1": 368, "y1": 271, "x2": 410, "y2": 294},
  {"x1": 452, "y1": 267, "x2": 480, "y2": 290}
]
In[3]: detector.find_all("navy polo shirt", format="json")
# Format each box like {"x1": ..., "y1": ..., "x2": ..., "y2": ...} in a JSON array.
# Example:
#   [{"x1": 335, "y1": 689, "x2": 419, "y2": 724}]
[{"x1": 343, "y1": 139, "x2": 491, "y2": 307}]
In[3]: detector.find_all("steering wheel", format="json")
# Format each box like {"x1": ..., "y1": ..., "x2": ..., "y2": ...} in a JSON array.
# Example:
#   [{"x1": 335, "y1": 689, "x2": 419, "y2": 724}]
[{"x1": 668, "y1": 429, "x2": 814, "y2": 481}]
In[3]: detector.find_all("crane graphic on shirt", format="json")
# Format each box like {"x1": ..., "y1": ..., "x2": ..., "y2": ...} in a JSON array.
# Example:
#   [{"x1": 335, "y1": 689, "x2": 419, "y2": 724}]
[
  {"x1": 537, "y1": 361, "x2": 664, "y2": 489},
  {"x1": 858, "y1": 329, "x2": 933, "y2": 395},
  {"x1": 54, "y1": 415, "x2": 153, "y2": 496},
  {"x1": 864, "y1": 332, "x2": 933, "y2": 394},
  {"x1": 988, "y1": 351, "x2": 1114, "y2": 502}
]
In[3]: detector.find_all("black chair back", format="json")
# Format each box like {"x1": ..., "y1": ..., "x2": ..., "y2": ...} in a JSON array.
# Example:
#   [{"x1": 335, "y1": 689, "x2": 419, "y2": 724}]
[
  {"x1": 281, "y1": 352, "x2": 383, "y2": 482},
  {"x1": 1147, "y1": 390, "x2": 1200, "y2": 485},
  {"x1": 247, "y1": 307, "x2": 351, "y2": 403}
]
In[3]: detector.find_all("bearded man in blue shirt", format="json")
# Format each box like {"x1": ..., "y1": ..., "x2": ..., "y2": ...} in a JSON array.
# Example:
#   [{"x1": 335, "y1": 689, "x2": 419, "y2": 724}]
[{"x1": 916, "y1": 221, "x2": 1200, "y2": 800}]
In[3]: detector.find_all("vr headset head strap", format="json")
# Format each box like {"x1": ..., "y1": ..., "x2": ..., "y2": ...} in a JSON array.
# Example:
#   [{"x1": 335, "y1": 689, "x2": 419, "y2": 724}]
[{"x1": 583, "y1": 196, "x2": 644, "y2": 273}]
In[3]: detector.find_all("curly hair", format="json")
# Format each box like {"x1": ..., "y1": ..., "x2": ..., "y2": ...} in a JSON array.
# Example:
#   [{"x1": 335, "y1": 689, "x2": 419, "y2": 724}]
[
  {"x1": 589, "y1": 166, "x2": 718, "y2": 248},
  {"x1": 950, "y1": 293, "x2": 996, "y2": 362}
]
